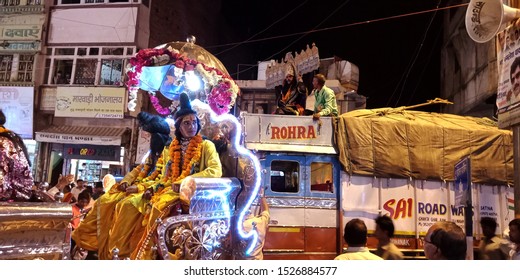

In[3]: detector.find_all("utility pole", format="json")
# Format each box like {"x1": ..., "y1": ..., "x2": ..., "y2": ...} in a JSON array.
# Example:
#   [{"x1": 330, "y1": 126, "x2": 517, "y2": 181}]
[{"x1": 513, "y1": 126, "x2": 520, "y2": 218}]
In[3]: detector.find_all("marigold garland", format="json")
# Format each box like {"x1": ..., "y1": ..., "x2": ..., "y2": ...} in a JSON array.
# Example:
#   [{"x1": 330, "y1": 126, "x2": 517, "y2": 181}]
[
  {"x1": 143, "y1": 157, "x2": 164, "y2": 182},
  {"x1": 134, "y1": 164, "x2": 146, "y2": 180},
  {"x1": 168, "y1": 135, "x2": 203, "y2": 183},
  {"x1": 149, "y1": 135, "x2": 203, "y2": 204}
]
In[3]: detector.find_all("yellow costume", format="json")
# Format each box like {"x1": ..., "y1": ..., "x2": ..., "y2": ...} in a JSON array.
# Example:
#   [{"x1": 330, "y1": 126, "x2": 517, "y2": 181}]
[
  {"x1": 71, "y1": 154, "x2": 164, "y2": 259},
  {"x1": 105, "y1": 148, "x2": 169, "y2": 259},
  {"x1": 132, "y1": 136, "x2": 222, "y2": 260}
]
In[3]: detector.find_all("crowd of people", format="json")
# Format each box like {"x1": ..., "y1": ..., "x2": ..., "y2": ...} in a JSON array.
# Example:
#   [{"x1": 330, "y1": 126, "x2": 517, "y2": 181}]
[{"x1": 333, "y1": 216, "x2": 520, "y2": 260}]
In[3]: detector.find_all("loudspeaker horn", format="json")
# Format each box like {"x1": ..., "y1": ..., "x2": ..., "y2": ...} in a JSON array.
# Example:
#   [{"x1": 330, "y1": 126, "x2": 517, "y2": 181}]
[{"x1": 465, "y1": 0, "x2": 520, "y2": 43}]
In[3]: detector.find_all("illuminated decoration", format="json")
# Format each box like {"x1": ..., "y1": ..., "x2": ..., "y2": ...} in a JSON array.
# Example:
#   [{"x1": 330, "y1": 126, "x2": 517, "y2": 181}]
[
  {"x1": 185, "y1": 70, "x2": 202, "y2": 92},
  {"x1": 156, "y1": 177, "x2": 242, "y2": 260},
  {"x1": 190, "y1": 100, "x2": 262, "y2": 256},
  {"x1": 125, "y1": 38, "x2": 240, "y2": 116},
  {"x1": 155, "y1": 100, "x2": 262, "y2": 259}
]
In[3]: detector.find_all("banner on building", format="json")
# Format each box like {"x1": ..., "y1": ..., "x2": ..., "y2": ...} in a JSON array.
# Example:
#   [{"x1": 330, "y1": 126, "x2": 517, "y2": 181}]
[
  {"x1": 497, "y1": 21, "x2": 520, "y2": 128},
  {"x1": 55, "y1": 87, "x2": 125, "y2": 118},
  {"x1": 0, "y1": 86, "x2": 34, "y2": 139}
]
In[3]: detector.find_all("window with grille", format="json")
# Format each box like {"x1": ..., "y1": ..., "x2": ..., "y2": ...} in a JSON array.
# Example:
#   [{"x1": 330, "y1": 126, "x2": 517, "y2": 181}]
[
  {"x1": 54, "y1": 59, "x2": 73, "y2": 84},
  {"x1": 100, "y1": 59, "x2": 123, "y2": 85},
  {"x1": 74, "y1": 59, "x2": 97, "y2": 84},
  {"x1": 26, "y1": 0, "x2": 42, "y2": 5},
  {"x1": 45, "y1": 46, "x2": 135, "y2": 85},
  {"x1": 0, "y1": 0, "x2": 21, "y2": 6},
  {"x1": 0, "y1": 55, "x2": 13, "y2": 82},
  {"x1": 17, "y1": 54, "x2": 34, "y2": 82},
  {"x1": 60, "y1": 0, "x2": 80, "y2": 4}
]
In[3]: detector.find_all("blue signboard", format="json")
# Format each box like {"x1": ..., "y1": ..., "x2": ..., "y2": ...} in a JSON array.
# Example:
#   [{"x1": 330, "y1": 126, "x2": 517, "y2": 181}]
[{"x1": 454, "y1": 157, "x2": 471, "y2": 207}]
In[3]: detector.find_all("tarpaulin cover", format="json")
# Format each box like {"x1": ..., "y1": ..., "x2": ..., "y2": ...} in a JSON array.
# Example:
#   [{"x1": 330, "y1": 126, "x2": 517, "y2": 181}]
[{"x1": 335, "y1": 108, "x2": 513, "y2": 185}]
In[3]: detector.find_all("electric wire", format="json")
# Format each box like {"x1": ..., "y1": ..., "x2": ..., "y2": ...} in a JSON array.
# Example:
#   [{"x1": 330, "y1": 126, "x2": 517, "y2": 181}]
[
  {"x1": 214, "y1": 0, "x2": 311, "y2": 56},
  {"x1": 392, "y1": 0, "x2": 443, "y2": 107},
  {"x1": 206, "y1": 3, "x2": 468, "y2": 49},
  {"x1": 228, "y1": 0, "x2": 352, "y2": 78}
]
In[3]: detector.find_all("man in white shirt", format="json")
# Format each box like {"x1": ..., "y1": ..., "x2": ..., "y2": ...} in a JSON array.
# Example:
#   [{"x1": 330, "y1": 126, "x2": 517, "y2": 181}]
[
  {"x1": 70, "y1": 179, "x2": 86, "y2": 201},
  {"x1": 335, "y1": 218, "x2": 382, "y2": 260}
]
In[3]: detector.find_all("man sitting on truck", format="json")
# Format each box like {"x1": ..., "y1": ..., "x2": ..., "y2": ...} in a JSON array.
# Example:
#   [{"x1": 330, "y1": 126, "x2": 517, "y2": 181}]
[
  {"x1": 274, "y1": 64, "x2": 307, "y2": 115},
  {"x1": 311, "y1": 74, "x2": 338, "y2": 121}
]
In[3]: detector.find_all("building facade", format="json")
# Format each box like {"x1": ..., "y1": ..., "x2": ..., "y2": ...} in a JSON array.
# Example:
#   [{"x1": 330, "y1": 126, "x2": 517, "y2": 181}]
[{"x1": 0, "y1": 0, "x2": 232, "y2": 185}]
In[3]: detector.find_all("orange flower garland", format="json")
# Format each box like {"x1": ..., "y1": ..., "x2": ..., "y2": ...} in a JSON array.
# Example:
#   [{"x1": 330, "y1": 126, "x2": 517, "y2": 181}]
[
  {"x1": 148, "y1": 135, "x2": 203, "y2": 204},
  {"x1": 167, "y1": 134, "x2": 203, "y2": 184},
  {"x1": 135, "y1": 163, "x2": 148, "y2": 181},
  {"x1": 143, "y1": 156, "x2": 164, "y2": 182}
]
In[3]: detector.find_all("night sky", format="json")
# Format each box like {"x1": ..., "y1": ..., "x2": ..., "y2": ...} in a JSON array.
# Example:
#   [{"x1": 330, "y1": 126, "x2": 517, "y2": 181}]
[{"x1": 207, "y1": 0, "x2": 463, "y2": 111}]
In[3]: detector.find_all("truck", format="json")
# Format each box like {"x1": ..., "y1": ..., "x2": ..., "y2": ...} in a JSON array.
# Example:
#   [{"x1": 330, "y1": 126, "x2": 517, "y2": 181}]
[{"x1": 241, "y1": 109, "x2": 515, "y2": 260}]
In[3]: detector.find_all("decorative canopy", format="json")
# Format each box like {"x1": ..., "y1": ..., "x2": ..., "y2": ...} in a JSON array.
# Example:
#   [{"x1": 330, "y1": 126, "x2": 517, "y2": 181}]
[{"x1": 126, "y1": 37, "x2": 240, "y2": 116}]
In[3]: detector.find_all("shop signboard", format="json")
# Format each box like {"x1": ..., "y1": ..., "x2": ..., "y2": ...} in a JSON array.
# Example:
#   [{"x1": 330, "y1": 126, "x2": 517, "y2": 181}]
[
  {"x1": 55, "y1": 87, "x2": 125, "y2": 119},
  {"x1": 63, "y1": 144, "x2": 120, "y2": 161},
  {"x1": 0, "y1": 25, "x2": 42, "y2": 41}
]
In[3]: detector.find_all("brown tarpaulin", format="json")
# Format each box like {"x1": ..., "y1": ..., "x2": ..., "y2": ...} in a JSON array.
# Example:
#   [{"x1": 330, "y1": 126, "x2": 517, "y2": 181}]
[{"x1": 335, "y1": 108, "x2": 513, "y2": 185}]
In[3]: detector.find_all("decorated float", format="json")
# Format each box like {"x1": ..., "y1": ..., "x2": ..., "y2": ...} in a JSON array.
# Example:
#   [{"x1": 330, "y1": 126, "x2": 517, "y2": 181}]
[{"x1": 124, "y1": 37, "x2": 262, "y2": 260}]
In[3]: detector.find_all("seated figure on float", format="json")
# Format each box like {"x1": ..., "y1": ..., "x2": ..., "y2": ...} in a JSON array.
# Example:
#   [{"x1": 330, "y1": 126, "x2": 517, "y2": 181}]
[
  {"x1": 108, "y1": 93, "x2": 222, "y2": 260},
  {"x1": 71, "y1": 112, "x2": 172, "y2": 260}
]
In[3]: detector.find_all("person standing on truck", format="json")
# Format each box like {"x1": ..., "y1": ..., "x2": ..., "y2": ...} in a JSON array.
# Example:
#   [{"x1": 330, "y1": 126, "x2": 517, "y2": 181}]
[
  {"x1": 274, "y1": 63, "x2": 307, "y2": 115},
  {"x1": 478, "y1": 217, "x2": 509, "y2": 260},
  {"x1": 423, "y1": 221, "x2": 467, "y2": 260},
  {"x1": 311, "y1": 74, "x2": 338, "y2": 121},
  {"x1": 374, "y1": 215, "x2": 404, "y2": 260},
  {"x1": 335, "y1": 218, "x2": 383, "y2": 260},
  {"x1": 0, "y1": 109, "x2": 33, "y2": 201}
]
